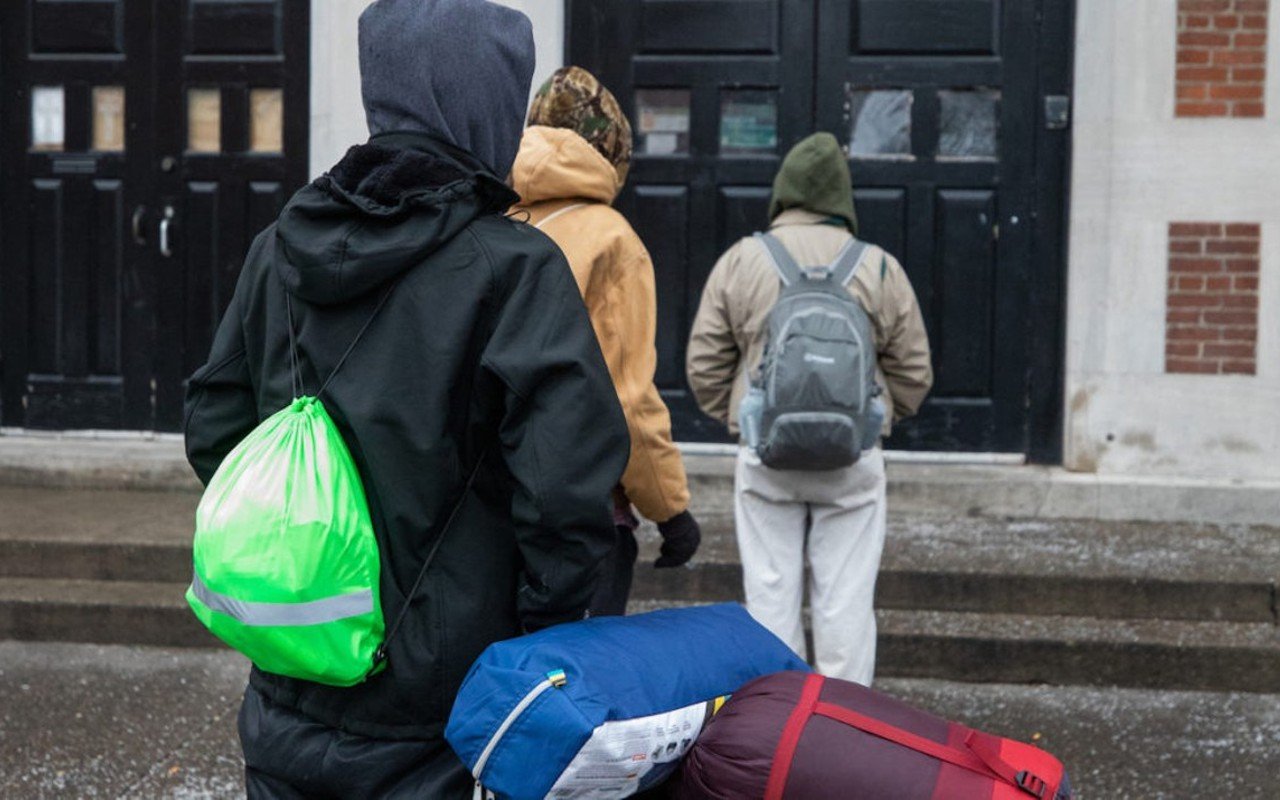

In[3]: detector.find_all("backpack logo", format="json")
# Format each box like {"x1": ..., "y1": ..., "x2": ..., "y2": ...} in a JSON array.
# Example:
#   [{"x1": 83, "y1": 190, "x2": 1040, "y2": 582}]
[{"x1": 803, "y1": 353, "x2": 837, "y2": 366}]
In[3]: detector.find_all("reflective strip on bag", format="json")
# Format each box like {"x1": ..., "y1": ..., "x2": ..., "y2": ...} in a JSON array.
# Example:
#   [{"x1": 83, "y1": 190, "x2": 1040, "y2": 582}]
[{"x1": 189, "y1": 575, "x2": 374, "y2": 627}]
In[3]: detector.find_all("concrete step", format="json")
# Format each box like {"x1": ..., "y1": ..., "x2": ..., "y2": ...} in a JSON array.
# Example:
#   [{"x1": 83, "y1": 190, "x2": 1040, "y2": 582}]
[
  {"x1": 6, "y1": 435, "x2": 1280, "y2": 527},
  {"x1": 2, "y1": 488, "x2": 1276, "y2": 624},
  {"x1": 2, "y1": 576, "x2": 1273, "y2": 694},
  {"x1": 629, "y1": 600, "x2": 1280, "y2": 694},
  {"x1": 0, "y1": 577, "x2": 214, "y2": 648}
]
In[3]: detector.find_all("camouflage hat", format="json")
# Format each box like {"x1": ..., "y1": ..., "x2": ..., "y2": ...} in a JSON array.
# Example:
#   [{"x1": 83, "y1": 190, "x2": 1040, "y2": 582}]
[{"x1": 528, "y1": 66, "x2": 633, "y2": 181}]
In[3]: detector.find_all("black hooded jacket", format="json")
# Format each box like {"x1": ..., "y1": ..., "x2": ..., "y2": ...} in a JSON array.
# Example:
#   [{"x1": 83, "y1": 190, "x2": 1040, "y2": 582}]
[{"x1": 184, "y1": 132, "x2": 630, "y2": 740}]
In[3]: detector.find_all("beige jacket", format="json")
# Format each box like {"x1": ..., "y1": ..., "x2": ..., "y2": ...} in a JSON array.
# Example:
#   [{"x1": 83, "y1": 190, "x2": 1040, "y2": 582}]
[
  {"x1": 687, "y1": 209, "x2": 933, "y2": 438},
  {"x1": 511, "y1": 126, "x2": 690, "y2": 523}
]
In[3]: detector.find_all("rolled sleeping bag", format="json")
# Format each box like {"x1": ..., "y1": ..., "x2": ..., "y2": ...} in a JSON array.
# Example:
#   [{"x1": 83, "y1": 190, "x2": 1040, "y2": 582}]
[
  {"x1": 678, "y1": 671, "x2": 1073, "y2": 800},
  {"x1": 445, "y1": 604, "x2": 809, "y2": 800}
]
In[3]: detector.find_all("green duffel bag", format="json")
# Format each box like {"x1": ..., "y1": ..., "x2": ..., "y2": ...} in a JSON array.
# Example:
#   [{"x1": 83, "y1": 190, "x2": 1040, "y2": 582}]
[{"x1": 187, "y1": 285, "x2": 462, "y2": 686}]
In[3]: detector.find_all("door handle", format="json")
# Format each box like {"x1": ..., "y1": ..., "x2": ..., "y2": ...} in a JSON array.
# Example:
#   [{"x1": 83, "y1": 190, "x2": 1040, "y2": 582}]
[
  {"x1": 159, "y1": 206, "x2": 175, "y2": 258},
  {"x1": 131, "y1": 206, "x2": 148, "y2": 245}
]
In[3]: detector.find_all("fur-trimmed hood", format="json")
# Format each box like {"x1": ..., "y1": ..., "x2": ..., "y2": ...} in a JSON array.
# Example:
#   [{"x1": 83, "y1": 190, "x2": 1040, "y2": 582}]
[{"x1": 273, "y1": 131, "x2": 518, "y2": 306}]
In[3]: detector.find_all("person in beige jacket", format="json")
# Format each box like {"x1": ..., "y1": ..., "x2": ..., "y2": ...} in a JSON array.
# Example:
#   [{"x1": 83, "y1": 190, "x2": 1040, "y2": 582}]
[
  {"x1": 511, "y1": 67, "x2": 701, "y2": 616},
  {"x1": 687, "y1": 132, "x2": 932, "y2": 684}
]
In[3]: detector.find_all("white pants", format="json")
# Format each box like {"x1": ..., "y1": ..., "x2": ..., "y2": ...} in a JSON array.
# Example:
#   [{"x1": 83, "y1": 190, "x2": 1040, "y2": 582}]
[{"x1": 734, "y1": 446, "x2": 887, "y2": 685}]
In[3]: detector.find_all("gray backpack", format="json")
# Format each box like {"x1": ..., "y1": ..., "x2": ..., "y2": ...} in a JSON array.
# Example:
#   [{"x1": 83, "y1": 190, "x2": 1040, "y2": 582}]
[{"x1": 744, "y1": 232, "x2": 883, "y2": 471}]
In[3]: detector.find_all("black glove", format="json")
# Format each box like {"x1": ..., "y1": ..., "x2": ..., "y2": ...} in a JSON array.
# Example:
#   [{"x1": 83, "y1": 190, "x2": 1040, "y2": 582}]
[{"x1": 655, "y1": 510, "x2": 701, "y2": 569}]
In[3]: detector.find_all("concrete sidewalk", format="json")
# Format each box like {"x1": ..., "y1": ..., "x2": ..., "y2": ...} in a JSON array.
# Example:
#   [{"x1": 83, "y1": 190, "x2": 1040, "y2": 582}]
[{"x1": 1, "y1": 642, "x2": 1277, "y2": 799}]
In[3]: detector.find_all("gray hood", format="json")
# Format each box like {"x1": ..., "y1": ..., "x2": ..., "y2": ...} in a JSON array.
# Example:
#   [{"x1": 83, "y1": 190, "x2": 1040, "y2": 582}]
[{"x1": 358, "y1": 0, "x2": 535, "y2": 179}]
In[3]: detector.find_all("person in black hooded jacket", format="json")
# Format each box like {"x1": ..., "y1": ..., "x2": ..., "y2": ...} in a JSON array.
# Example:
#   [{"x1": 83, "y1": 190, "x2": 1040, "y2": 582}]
[{"x1": 183, "y1": 1, "x2": 630, "y2": 797}]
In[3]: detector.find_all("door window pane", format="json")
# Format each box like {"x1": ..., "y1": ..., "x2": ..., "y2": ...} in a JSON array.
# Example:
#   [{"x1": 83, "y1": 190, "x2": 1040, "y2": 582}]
[
  {"x1": 720, "y1": 90, "x2": 778, "y2": 155},
  {"x1": 188, "y1": 88, "x2": 221, "y2": 154},
  {"x1": 31, "y1": 86, "x2": 65, "y2": 152},
  {"x1": 92, "y1": 86, "x2": 126, "y2": 152},
  {"x1": 847, "y1": 88, "x2": 912, "y2": 159},
  {"x1": 939, "y1": 89, "x2": 1000, "y2": 160},
  {"x1": 636, "y1": 89, "x2": 691, "y2": 156},
  {"x1": 249, "y1": 88, "x2": 284, "y2": 154}
]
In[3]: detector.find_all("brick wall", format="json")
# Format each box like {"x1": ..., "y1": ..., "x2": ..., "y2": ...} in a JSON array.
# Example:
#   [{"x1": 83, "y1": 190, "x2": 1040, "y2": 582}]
[
  {"x1": 1176, "y1": 0, "x2": 1269, "y2": 117},
  {"x1": 1166, "y1": 223, "x2": 1260, "y2": 374}
]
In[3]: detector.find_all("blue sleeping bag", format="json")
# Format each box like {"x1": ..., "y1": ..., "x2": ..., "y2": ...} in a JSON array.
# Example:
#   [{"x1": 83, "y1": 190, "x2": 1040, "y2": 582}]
[{"x1": 445, "y1": 603, "x2": 808, "y2": 800}]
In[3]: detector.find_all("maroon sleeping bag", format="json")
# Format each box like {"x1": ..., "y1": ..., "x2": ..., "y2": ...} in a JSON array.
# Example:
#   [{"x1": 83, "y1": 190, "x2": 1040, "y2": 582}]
[{"x1": 678, "y1": 671, "x2": 1072, "y2": 800}]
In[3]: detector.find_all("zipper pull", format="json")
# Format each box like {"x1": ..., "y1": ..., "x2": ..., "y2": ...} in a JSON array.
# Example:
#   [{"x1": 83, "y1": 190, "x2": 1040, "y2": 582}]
[{"x1": 547, "y1": 669, "x2": 567, "y2": 688}]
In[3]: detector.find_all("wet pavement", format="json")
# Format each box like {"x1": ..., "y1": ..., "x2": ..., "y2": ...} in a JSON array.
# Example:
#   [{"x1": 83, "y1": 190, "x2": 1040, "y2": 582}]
[{"x1": 1, "y1": 641, "x2": 1277, "y2": 799}]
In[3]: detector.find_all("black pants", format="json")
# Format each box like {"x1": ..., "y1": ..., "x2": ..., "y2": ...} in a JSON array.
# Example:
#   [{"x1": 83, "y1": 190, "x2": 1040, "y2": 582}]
[{"x1": 588, "y1": 524, "x2": 640, "y2": 616}]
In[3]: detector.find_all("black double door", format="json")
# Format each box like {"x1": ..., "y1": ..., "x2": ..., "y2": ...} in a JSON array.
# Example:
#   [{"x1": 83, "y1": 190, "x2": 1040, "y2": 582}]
[
  {"x1": 1, "y1": 0, "x2": 309, "y2": 431},
  {"x1": 570, "y1": 0, "x2": 1073, "y2": 459}
]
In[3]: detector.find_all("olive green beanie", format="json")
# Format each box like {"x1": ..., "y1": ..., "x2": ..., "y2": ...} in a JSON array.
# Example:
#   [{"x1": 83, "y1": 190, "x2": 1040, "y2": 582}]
[{"x1": 768, "y1": 132, "x2": 858, "y2": 235}]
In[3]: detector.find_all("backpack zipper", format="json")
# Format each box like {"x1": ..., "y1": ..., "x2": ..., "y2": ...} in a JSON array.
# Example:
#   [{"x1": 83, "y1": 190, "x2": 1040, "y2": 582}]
[{"x1": 472, "y1": 669, "x2": 568, "y2": 796}]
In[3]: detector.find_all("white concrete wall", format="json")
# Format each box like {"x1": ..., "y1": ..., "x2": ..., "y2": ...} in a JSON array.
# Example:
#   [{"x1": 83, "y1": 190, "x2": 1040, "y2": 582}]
[
  {"x1": 1067, "y1": 0, "x2": 1280, "y2": 479},
  {"x1": 308, "y1": 0, "x2": 566, "y2": 178}
]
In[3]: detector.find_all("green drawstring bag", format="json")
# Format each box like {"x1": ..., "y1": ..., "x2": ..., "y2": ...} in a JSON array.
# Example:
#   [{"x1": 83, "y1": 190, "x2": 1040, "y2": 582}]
[{"x1": 187, "y1": 288, "x2": 394, "y2": 686}]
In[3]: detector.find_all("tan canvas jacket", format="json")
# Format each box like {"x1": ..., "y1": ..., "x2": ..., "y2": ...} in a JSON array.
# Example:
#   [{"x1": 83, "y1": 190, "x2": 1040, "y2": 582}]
[
  {"x1": 687, "y1": 208, "x2": 933, "y2": 438},
  {"x1": 511, "y1": 126, "x2": 690, "y2": 523}
]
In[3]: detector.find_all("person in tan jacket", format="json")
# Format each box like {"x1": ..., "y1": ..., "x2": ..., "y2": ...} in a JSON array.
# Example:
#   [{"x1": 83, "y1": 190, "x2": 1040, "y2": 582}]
[
  {"x1": 687, "y1": 132, "x2": 932, "y2": 684},
  {"x1": 511, "y1": 67, "x2": 701, "y2": 616}
]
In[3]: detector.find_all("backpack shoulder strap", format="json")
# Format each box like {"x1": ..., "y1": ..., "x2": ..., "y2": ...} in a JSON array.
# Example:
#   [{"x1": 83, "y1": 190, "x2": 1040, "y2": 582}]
[
  {"x1": 828, "y1": 237, "x2": 872, "y2": 288},
  {"x1": 284, "y1": 278, "x2": 399, "y2": 400},
  {"x1": 754, "y1": 232, "x2": 804, "y2": 287}
]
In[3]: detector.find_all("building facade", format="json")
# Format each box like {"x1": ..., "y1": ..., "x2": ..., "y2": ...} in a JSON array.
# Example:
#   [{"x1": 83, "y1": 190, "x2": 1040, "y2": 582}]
[{"x1": 2, "y1": 0, "x2": 1277, "y2": 482}]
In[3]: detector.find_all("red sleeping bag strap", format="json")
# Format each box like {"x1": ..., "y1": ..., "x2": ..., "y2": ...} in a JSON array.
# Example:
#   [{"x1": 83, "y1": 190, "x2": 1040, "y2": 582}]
[
  {"x1": 812, "y1": 701, "x2": 1051, "y2": 799},
  {"x1": 764, "y1": 673, "x2": 826, "y2": 800},
  {"x1": 763, "y1": 673, "x2": 1050, "y2": 800}
]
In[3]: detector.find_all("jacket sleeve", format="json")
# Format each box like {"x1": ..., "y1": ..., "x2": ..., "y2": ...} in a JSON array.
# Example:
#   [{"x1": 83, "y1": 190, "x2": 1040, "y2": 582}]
[
  {"x1": 685, "y1": 247, "x2": 740, "y2": 426},
  {"x1": 877, "y1": 252, "x2": 934, "y2": 422},
  {"x1": 183, "y1": 275, "x2": 258, "y2": 486},
  {"x1": 611, "y1": 244, "x2": 690, "y2": 523},
  {"x1": 480, "y1": 237, "x2": 630, "y2": 631}
]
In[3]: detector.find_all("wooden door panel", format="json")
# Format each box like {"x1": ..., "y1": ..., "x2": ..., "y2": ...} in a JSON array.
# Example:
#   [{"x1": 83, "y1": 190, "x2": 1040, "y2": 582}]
[{"x1": 854, "y1": 0, "x2": 1000, "y2": 55}]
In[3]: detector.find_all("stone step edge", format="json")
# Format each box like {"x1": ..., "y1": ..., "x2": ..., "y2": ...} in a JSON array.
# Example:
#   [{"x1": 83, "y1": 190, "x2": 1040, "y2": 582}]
[{"x1": 5, "y1": 437, "x2": 1280, "y2": 525}]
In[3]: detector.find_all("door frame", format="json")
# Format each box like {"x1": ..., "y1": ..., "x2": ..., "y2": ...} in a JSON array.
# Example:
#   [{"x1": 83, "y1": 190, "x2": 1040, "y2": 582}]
[{"x1": 566, "y1": 0, "x2": 1076, "y2": 463}]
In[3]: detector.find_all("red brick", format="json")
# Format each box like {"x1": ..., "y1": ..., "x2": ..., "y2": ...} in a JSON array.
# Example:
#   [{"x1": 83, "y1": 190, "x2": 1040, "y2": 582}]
[
  {"x1": 1224, "y1": 222, "x2": 1261, "y2": 235},
  {"x1": 1181, "y1": 30, "x2": 1234, "y2": 46},
  {"x1": 1234, "y1": 275, "x2": 1261, "y2": 290},
  {"x1": 1179, "y1": 48, "x2": 1214, "y2": 64},
  {"x1": 1223, "y1": 293, "x2": 1260, "y2": 308},
  {"x1": 1207, "y1": 238, "x2": 1261, "y2": 254},
  {"x1": 1231, "y1": 102, "x2": 1267, "y2": 116},
  {"x1": 1221, "y1": 326, "x2": 1259, "y2": 341},
  {"x1": 1212, "y1": 48, "x2": 1267, "y2": 64},
  {"x1": 1221, "y1": 360, "x2": 1257, "y2": 375},
  {"x1": 1170, "y1": 222, "x2": 1224, "y2": 236},
  {"x1": 1179, "y1": 276, "x2": 1208, "y2": 291},
  {"x1": 1235, "y1": 1, "x2": 1270, "y2": 13},
  {"x1": 1167, "y1": 325, "x2": 1221, "y2": 340},
  {"x1": 1203, "y1": 342, "x2": 1257, "y2": 358},
  {"x1": 1206, "y1": 275, "x2": 1234, "y2": 290},
  {"x1": 1203, "y1": 310, "x2": 1257, "y2": 324},
  {"x1": 1177, "y1": 66, "x2": 1230, "y2": 81},
  {"x1": 1170, "y1": 238, "x2": 1204, "y2": 254},
  {"x1": 1167, "y1": 358, "x2": 1221, "y2": 374},
  {"x1": 1187, "y1": 13, "x2": 1214, "y2": 27},
  {"x1": 1234, "y1": 31, "x2": 1268, "y2": 47},
  {"x1": 1181, "y1": 100, "x2": 1234, "y2": 115},
  {"x1": 1211, "y1": 82, "x2": 1265, "y2": 98},
  {"x1": 1166, "y1": 342, "x2": 1203, "y2": 357},
  {"x1": 1170, "y1": 257, "x2": 1225, "y2": 272},
  {"x1": 1179, "y1": 0, "x2": 1232, "y2": 12},
  {"x1": 1232, "y1": 66, "x2": 1268, "y2": 81},
  {"x1": 1215, "y1": 13, "x2": 1242, "y2": 27},
  {"x1": 1243, "y1": 13, "x2": 1269, "y2": 27},
  {"x1": 1167, "y1": 309, "x2": 1203, "y2": 324}
]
